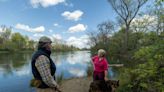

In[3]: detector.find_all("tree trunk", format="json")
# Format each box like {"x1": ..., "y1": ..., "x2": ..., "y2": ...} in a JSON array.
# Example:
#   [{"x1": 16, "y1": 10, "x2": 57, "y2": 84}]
[{"x1": 125, "y1": 24, "x2": 129, "y2": 52}]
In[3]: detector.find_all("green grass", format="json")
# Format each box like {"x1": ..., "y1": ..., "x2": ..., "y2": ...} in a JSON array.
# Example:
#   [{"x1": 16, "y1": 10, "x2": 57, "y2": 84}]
[
  {"x1": 56, "y1": 72, "x2": 64, "y2": 85},
  {"x1": 86, "y1": 63, "x2": 93, "y2": 77}
]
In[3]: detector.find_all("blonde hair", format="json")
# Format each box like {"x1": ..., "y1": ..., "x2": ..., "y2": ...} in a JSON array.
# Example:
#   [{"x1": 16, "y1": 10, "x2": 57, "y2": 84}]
[{"x1": 98, "y1": 49, "x2": 106, "y2": 57}]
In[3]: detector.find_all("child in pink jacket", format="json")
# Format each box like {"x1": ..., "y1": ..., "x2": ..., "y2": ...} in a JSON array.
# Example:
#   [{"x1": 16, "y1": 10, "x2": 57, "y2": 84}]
[{"x1": 91, "y1": 49, "x2": 109, "y2": 81}]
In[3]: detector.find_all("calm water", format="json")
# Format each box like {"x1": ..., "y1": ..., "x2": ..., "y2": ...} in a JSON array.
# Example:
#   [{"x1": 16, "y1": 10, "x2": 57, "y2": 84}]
[{"x1": 0, "y1": 51, "x2": 119, "y2": 92}]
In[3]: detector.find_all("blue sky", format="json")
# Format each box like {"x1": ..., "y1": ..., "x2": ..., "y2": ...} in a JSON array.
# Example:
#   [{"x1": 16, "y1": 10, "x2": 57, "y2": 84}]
[
  {"x1": 0, "y1": 0, "x2": 117, "y2": 48},
  {"x1": 1, "y1": 0, "x2": 151, "y2": 48}
]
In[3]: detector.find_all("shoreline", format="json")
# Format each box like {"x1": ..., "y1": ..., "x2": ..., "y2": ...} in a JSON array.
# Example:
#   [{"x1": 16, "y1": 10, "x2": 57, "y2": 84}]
[{"x1": 60, "y1": 77, "x2": 92, "y2": 92}]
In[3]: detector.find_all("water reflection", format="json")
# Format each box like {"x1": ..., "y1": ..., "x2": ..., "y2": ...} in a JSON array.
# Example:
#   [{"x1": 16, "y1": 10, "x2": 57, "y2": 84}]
[
  {"x1": 0, "y1": 51, "x2": 119, "y2": 92},
  {"x1": 53, "y1": 51, "x2": 91, "y2": 78},
  {"x1": 69, "y1": 68, "x2": 86, "y2": 77},
  {"x1": 0, "y1": 51, "x2": 92, "y2": 92},
  {"x1": 0, "y1": 53, "x2": 31, "y2": 77}
]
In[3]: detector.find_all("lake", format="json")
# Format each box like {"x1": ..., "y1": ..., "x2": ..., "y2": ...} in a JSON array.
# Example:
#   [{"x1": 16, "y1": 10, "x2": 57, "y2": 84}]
[{"x1": 0, "y1": 51, "x2": 119, "y2": 92}]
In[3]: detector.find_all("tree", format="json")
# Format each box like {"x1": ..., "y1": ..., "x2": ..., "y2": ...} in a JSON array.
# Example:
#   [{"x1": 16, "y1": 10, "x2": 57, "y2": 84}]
[
  {"x1": 108, "y1": 0, "x2": 148, "y2": 52},
  {"x1": 154, "y1": 0, "x2": 164, "y2": 35},
  {"x1": 88, "y1": 20, "x2": 115, "y2": 58},
  {"x1": 11, "y1": 33, "x2": 26, "y2": 50},
  {"x1": 97, "y1": 21, "x2": 115, "y2": 44},
  {"x1": 131, "y1": 15, "x2": 157, "y2": 33},
  {"x1": 88, "y1": 31, "x2": 98, "y2": 47},
  {"x1": 0, "y1": 25, "x2": 11, "y2": 43},
  {"x1": 28, "y1": 40, "x2": 36, "y2": 50},
  {"x1": 155, "y1": 0, "x2": 164, "y2": 5}
]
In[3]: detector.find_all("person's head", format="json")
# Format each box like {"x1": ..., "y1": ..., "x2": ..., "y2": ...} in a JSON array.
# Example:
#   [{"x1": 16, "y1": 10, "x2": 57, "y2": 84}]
[
  {"x1": 98, "y1": 49, "x2": 106, "y2": 57},
  {"x1": 38, "y1": 36, "x2": 52, "y2": 51}
]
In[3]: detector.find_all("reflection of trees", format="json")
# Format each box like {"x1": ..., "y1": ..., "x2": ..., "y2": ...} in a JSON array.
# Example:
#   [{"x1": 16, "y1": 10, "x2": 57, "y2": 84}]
[
  {"x1": 0, "y1": 53, "x2": 32, "y2": 76},
  {"x1": 0, "y1": 53, "x2": 14, "y2": 76},
  {"x1": 0, "y1": 63, "x2": 13, "y2": 77},
  {"x1": 12, "y1": 53, "x2": 28, "y2": 68}
]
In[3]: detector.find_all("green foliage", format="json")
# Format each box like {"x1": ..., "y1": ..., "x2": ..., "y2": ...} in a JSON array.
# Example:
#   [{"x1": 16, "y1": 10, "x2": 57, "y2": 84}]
[
  {"x1": 52, "y1": 44, "x2": 79, "y2": 52},
  {"x1": 117, "y1": 35, "x2": 164, "y2": 91},
  {"x1": 0, "y1": 26, "x2": 36, "y2": 51},
  {"x1": 89, "y1": 10, "x2": 164, "y2": 92},
  {"x1": 11, "y1": 33, "x2": 26, "y2": 50},
  {"x1": 56, "y1": 72, "x2": 64, "y2": 85},
  {"x1": 0, "y1": 26, "x2": 78, "y2": 52},
  {"x1": 86, "y1": 63, "x2": 93, "y2": 77},
  {"x1": 155, "y1": 0, "x2": 164, "y2": 5}
]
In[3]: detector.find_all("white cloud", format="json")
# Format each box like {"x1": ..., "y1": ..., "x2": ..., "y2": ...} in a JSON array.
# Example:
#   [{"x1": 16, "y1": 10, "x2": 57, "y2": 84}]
[
  {"x1": 64, "y1": 2, "x2": 73, "y2": 7},
  {"x1": 131, "y1": 15, "x2": 157, "y2": 32},
  {"x1": 61, "y1": 10, "x2": 83, "y2": 21},
  {"x1": 0, "y1": 27, "x2": 2, "y2": 32},
  {"x1": 68, "y1": 24, "x2": 87, "y2": 33},
  {"x1": 66, "y1": 35, "x2": 90, "y2": 49},
  {"x1": 54, "y1": 23, "x2": 59, "y2": 27},
  {"x1": 33, "y1": 33, "x2": 44, "y2": 37},
  {"x1": 132, "y1": 15, "x2": 157, "y2": 25},
  {"x1": 52, "y1": 34, "x2": 62, "y2": 40},
  {"x1": 49, "y1": 29, "x2": 53, "y2": 33},
  {"x1": 30, "y1": 0, "x2": 65, "y2": 8},
  {"x1": 15, "y1": 23, "x2": 45, "y2": 33},
  {"x1": 32, "y1": 34, "x2": 55, "y2": 41},
  {"x1": 32, "y1": 33, "x2": 44, "y2": 41}
]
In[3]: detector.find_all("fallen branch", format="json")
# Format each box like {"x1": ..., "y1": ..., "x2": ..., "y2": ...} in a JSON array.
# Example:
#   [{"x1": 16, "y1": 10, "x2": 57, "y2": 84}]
[{"x1": 108, "y1": 64, "x2": 124, "y2": 67}]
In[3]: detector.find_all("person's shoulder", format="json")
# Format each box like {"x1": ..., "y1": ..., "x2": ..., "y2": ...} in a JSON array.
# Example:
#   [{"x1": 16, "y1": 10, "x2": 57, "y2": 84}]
[
  {"x1": 35, "y1": 55, "x2": 50, "y2": 66},
  {"x1": 92, "y1": 55, "x2": 98, "y2": 62},
  {"x1": 92, "y1": 55, "x2": 99, "y2": 58},
  {"x1": 37, "y1": 55, "x2": 49, "y2": 61},
  {"x1": 92, "y1": 55, "x2": 98, "y2": 60},
  {"x1": 103, "y1": 58, "x2": 108, "y2": 63},
  {"x1": 39, "y1": 55, "x2": 45, "y2": 57}
]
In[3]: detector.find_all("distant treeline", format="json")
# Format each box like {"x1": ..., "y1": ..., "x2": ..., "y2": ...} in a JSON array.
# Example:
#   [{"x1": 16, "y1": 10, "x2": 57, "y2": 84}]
[{"x1": 0, "y1": 26, "x2": 79, "y2": 52}]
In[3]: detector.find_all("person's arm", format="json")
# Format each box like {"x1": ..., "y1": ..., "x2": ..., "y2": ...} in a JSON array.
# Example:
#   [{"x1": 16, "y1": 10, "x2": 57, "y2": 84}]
[
  {"x1": 91, "y1": 56, "x2": 97, "y2": 70},
  {"x1": 91, "y1": 56, "x2": 96, "y2": 62},
  {"x1": 104, "y1": 70, "x2": 108, "y2": 81},
  {"x1": 103, "y1": 59, "x2": 109, "y2": 81},
  {"x1": 35, "y1": 55, "x2": 58, "y2": 88}
]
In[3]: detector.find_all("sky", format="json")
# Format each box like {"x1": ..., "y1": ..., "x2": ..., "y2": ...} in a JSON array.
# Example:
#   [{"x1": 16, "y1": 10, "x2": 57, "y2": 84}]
[
  {"x1": 0, "y1": 0, "x2": 153, "y2": 48},
  {"x1": 0, "y1": 0, "x2": 117, "y2": 48}
]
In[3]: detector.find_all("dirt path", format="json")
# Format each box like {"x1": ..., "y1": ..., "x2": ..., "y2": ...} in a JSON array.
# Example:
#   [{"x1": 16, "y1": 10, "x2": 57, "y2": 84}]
[{"x1": 60, "y1": 77, "x2": 92, "y2": 92}]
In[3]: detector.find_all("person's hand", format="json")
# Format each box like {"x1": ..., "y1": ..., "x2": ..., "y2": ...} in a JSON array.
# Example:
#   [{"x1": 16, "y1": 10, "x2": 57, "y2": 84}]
[
  {"x1": 52, "y1": 85, "x2": 61, "y2": 92},
  {"x1": 56, "y1": 85, "x2": 62, "y2": 92},
  {"x1": 104, "y1": 77, "x2": 108, "y2": 81}
]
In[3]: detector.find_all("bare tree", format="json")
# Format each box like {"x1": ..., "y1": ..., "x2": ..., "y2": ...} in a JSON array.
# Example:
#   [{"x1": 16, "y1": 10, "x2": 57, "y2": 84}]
[
  {"x1": 108, "y1": 0, "x2": 148, "y2": 51},
  {"x1": 97, "y1": 21, "x2": 115, "y2": 45},
  {"x1": 87, "y1": 31, "x2": 98, "y2": 47},
  {"x1": 88, "y1": 20, "x2": 115, "y2": 47}
]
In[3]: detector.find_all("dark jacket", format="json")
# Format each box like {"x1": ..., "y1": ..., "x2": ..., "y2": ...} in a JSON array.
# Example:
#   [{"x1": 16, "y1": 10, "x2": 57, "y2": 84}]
[{"x1": 31, "y1": 48, "x2": 56, "y2": 88}]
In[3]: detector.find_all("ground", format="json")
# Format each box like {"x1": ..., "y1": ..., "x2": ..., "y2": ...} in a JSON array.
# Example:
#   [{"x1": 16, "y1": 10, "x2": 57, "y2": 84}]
[{"x1": 60, "y1": 77, "x2": 92, "y2": 92}]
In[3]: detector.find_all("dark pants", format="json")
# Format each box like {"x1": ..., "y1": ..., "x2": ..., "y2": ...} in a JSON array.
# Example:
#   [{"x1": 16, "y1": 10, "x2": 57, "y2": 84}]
[{"x1": 93, "y1": 71, "x2": 105, "y2": 81}]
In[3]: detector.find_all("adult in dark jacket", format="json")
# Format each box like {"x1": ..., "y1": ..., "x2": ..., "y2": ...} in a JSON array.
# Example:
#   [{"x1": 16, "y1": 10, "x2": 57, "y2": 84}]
[{"x1": 31, "y1": 36, "x2": 60, "y2": 92}]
